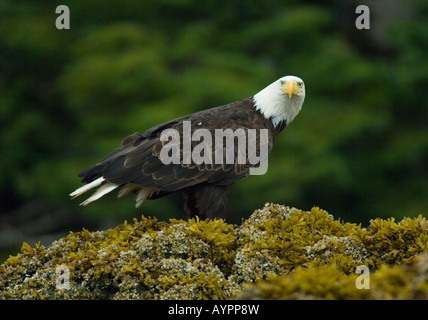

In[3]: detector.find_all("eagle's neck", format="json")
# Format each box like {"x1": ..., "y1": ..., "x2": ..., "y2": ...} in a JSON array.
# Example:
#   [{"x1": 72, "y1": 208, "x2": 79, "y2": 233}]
[{"x1": 253, "y1": 85, "x2": 303, "y2": 128}]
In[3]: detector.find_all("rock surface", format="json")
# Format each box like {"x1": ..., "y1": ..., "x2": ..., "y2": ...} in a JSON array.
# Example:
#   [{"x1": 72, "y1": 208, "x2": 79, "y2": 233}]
[{"x1": 1, "y1": 204, "x2": 427, "y2": 299}]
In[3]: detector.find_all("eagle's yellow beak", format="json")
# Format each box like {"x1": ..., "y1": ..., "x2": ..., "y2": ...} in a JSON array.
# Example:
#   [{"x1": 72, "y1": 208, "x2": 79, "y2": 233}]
[{"x1": 281, "y1": 80, "x2": 301, "y2": 98}]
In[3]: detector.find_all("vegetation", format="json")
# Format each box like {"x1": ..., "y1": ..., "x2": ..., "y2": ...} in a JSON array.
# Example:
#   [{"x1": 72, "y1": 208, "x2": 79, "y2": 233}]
[
  {"x1": 0, "y1": 0, "x2": 427, "y2": 229},
  {"x1": 1, "y1": 204, "x2": 427, "y2": 299}
]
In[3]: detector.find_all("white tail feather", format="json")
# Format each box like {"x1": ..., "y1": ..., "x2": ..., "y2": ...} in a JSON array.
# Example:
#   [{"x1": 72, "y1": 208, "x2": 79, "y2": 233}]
[
  {"x1": 69, "y1": 177, "x2": 105, "y2": 198},
  {"x1": 118, "y1": 183, "x2": 139, "y2": 198},
  {"x1": 80, "y1": 182, "x2": 119, "y2": 206},
  {"x1": 135, "y1": 189, "x2": 150, "y2": 208},
  {"x1": 135, "y1": 187, "x2": 159, "y2": 208}
]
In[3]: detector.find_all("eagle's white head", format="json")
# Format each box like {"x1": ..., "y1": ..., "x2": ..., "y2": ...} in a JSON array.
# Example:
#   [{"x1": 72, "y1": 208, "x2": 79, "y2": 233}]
[{"x1": 253, "y1": 75, "x2": 305, "y2": 128}]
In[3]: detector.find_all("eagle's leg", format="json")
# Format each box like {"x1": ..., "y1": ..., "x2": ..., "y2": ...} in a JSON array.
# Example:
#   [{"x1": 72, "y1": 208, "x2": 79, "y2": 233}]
[{"x1": 183, "y1": 183, "x2": 229, "y2": 219}]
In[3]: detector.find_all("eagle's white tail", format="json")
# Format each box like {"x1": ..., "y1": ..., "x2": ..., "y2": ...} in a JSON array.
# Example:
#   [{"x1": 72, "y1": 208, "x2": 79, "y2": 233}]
[
  {"x1": 69, "y1": 177, "x2": 105, "y2": 198},
  {"x1": 70, "y1": 178, "x2": 158, "y2": 207},
  {"x1": 136, "y1": 188, "x2": 153, "y2": 208},
  {"x1": 79, "y1": 182, "x2": 119, "y2": 206}
]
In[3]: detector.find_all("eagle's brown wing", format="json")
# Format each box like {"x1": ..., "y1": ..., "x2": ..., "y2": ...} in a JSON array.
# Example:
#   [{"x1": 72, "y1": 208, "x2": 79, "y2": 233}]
[
  {"x1": 79, "y1": 97, "x2": 272, "y2": 193},
  {"x1": 74, "y1": 97, "x2": 277, "y2": 218}
]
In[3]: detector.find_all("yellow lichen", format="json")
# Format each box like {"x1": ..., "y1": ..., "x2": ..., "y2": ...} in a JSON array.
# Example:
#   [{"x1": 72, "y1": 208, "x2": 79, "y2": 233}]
[{"x1": 0, "y1": 203, "x2": 427, "y2": 300}]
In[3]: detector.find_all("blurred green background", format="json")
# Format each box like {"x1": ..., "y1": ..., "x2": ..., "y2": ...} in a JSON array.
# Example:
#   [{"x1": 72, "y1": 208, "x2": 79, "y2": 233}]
[{"x1": 1, "y1": 0, "x2": 427, "y2": 260}]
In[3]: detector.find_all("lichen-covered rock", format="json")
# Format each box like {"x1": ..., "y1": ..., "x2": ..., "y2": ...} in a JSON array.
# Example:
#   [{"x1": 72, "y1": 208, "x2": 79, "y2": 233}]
[
  {"x1": 238, "y1": 254, "x2": 428, "y2": 300},
  {"x1": 0, "y1": 203, "x2": 427, "y2": 299}
]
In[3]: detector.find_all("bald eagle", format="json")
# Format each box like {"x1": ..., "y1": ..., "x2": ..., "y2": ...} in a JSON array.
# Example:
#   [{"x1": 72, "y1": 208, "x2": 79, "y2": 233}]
[{"x1": 70, "y1": 76, "x2": 306, "y2": 219}]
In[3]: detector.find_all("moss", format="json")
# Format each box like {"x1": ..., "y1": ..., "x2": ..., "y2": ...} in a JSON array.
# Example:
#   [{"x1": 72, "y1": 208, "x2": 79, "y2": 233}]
[
  {"x1": 239, "y1": 254, "x2": 428, "y2": 300},
  {"x1": 0, "y1": 203, "x2": 427, "y2": 299},
  {"x1": 357, "y1": 215, "x2": 428, "y2": 267},
  {"x1": 238, "y1": 265, "x2": 369, "y2": 300}
]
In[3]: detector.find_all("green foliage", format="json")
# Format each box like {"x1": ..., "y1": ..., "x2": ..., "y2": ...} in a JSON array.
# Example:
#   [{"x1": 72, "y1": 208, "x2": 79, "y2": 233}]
[
  {"x1": 1, "y1": 204, "x2": 427, "y2": 299},
  {"x1": 0, "y1": 0, "x2": 427, "y2": 224}
]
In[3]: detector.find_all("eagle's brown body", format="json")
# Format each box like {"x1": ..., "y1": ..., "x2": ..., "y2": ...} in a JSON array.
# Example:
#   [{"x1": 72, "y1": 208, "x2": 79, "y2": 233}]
[
  {"x1": 77, "y1": 97, "x2": 286, "y2": 219},
  {"x1": 71, "y1": 76, "x2": 305, "y2": 219}
]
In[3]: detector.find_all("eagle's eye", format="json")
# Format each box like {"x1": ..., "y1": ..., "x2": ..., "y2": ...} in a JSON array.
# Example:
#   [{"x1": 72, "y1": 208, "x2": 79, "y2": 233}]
[
  {"x1": 280, "y1": 80, "x2": 285, "y2": 86},
  {"x1": 297, "y1": 81, "x2": 303, "y2": 88}
]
